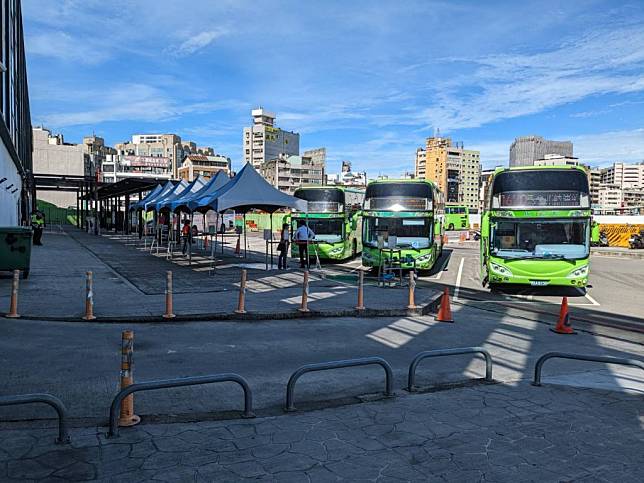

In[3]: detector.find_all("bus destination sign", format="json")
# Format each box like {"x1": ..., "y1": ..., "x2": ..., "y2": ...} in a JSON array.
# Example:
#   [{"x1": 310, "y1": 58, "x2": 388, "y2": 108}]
[{"x1": 500, "y1": 191, "x2": 581, "y2": 208}]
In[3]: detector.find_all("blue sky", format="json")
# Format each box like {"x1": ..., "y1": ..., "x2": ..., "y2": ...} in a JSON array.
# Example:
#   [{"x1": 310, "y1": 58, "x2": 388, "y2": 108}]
[{"x1": 23, "y1": 0, "x2": 644, "y2": 175}]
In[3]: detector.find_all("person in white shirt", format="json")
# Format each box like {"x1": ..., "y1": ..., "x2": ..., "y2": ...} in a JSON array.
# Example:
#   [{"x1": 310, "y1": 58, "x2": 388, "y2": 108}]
[{"x1": 294, "y1": 220, "x2": 315, "y2": 268}]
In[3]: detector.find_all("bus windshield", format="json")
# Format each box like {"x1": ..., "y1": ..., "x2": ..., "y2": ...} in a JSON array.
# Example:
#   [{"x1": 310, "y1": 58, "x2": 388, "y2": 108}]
[
  {"x1": 365, "y1": 183, "x2": 432, "y2": 211},
  {"x1": 491, "y1": 219, "x2": 589, "y2": 259},
  {"x1": 297, "y1": 218, "x2": 344, "y2": 243},
  {"x1": 364, "y1": 216, "x2": 432, "y2": 249}
]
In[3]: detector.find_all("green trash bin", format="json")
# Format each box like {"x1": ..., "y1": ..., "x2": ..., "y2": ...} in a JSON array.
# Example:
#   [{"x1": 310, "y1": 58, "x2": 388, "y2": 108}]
[{"x1": 0, "y1": 226, "x2": 33, "y2": 279}]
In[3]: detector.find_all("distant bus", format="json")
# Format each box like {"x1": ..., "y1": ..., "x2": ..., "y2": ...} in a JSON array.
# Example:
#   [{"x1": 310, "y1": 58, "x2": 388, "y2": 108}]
[
  {"x1": 291, "y1": 186, "x2": 364, "y2": 261},
  {"x1": 480, "y1": 165, "x2": 591, "y2": 288},
  {"x1": 445, "y1": 205, "x2": 469, "y2": 230},
  {"x1": 361, "y1": 179, "x2": 444, "y2": 271}
]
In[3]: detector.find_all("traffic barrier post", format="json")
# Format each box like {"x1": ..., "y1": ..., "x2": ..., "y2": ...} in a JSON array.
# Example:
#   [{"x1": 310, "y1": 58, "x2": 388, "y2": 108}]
[
  {"x1": 118, "y1": 330, "x2": 140, "y2": 427},
  {"x1": 82, "y1": 271, "x2": 96, "y2": 320},
  {"x1": 0, "y1": 393, "x2": 70, "y2": 444},
  {"x1": 163, "y1": 271, "x2": 176, "y2": 319},
  {"x1": 6, "y1": 270, "x2": 20, "y2": 318},
  {"x1": 234, "y1": 269, "x2": 247, "y2": 314},
  {"x1": 407, "y1": 271, "x2": 418, "y2": 309},
  {"x1": 356, "y1": 270, "x2": 365, "y2": 311},
  {"x1": 299, "y1": 270, "x2": 310, "y2": 313}
]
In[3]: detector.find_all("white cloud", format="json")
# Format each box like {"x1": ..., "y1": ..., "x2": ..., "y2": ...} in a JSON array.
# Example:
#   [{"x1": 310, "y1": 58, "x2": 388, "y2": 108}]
[
  {"x1": 26, "y1": 31, "x2": 108, "y2": 65},
  {"x1": 174, "y1": 30, "x2": 227, "y2": 56}
]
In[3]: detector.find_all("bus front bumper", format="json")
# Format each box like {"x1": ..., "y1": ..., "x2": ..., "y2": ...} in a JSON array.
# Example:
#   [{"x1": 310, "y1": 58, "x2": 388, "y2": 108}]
[
  {"x1": 362, "y1": 250, "x2": 434, "y2": 270},
  {"x1": 488, "y1": 260, "x2": 589, "y2": 287}
]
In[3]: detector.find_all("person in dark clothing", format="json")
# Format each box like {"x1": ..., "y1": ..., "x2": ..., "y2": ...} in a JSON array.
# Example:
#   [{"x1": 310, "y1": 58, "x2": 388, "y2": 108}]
[
  {"x1": 181, "y1": 220, "x2": 191, "y2": 255},
  {"x1": 31, "y1": 211, "x2": 45, "y2": 246},
  {"x1": 277, "y1": 223, "x2": 290, "y2": 270},
  {"x1": 294, "y1": 220, "x2": 315, "y2": 269}
]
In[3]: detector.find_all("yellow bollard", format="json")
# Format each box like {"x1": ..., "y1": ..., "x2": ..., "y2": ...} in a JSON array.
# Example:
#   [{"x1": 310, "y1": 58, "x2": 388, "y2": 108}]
[
  {"x1": 355, "y1": 270, "x2": 365, "y2": 311},
  {"x1": 163, "y1": 271, "x2": 176, "y2": 319},
  {"x1": 234, "y1": 269, "x2": 247, "y2": 314},
  {"x1": 407, "y1": 271, "x2": 418, "y2": 309},
  {"x1": 299, "y1": 270, "x2": 310, "y2": 313},
  {"x1": 82, "y1": 271, "x2": 96, "y2": 320},
  {"x1": 118, "y1": 330, "x2": 140, "y2": 427},
  {"x1": 6, "y1": 270, "x2": 20, "y2": 318}
]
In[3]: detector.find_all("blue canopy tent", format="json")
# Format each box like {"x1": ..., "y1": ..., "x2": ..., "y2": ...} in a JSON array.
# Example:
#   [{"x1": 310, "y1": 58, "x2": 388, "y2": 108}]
[
  {"x1": 141, "y1": 181, "x2": 176, "y2": 212},
  {"x1": 129, "y1": 183, "x2": 163, "y2": 212},
  {"x1": 191, "y1": 163, "x2": 306, "y2": 260},
  {"x1": 173, "y1": 171, "x2": 230, "y2": 213},
  {"x1": 154, "y1": 176, "x2": 205, "y2": 213},
  {"x1": 147, "y1": 179, "x2": 188, "y2": 213}
]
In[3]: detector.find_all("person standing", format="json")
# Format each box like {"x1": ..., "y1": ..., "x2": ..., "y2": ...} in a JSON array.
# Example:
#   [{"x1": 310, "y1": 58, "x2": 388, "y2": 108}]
[
  {"x1": 294, "y1": 220, "x2": 315, "y2": 269},
  {"x1": 277, "y1": 223, "x2": 290, "y2": 270},
  {"x1": 31, "y1": 210, "x2": 45, "y2": 246},
  {"x1": 181, "y1": 219, "x2": 191, "y2": 255}
]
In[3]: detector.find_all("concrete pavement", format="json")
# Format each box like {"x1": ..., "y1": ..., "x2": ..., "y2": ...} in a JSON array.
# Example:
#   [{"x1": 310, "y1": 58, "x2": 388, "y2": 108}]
[{"x1": 1, "y1": 382, "x2": 642, "y2": 482}]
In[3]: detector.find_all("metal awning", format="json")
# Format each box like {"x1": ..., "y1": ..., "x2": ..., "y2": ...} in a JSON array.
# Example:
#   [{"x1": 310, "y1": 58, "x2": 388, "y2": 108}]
[
  {"x1": 92, "y1": 178, "x2": 166, "y2": 200},
  {"x1": 34, "y1": 173, "x2": 98, "y2": 193}
]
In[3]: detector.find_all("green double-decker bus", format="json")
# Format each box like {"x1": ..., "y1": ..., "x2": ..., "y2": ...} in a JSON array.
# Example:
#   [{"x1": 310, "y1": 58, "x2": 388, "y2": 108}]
[
  {"x1": 361, "y1": 179, "x2": 444, "y2": 271},
  {"x1": 445, "y1": 205, "x2": 469, "y2": 230},
  {"x1": 480, "y1": 166, "x2": 591, "y2": 289},
  {"x1": 291, "y1": 186, "x2": 364, "y2": 261}
]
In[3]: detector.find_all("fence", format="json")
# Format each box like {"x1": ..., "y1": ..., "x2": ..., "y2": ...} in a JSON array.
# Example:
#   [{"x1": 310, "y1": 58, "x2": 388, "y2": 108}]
[
  {"x1": 285, "y1": 357, "x2": 394, "y2": 411},
  {"x1": 407, "y1": 347, "x2": 493, "y2": 391},
  {"x1": 532, "y1": 352, "x2": 644, "y2": 386}
]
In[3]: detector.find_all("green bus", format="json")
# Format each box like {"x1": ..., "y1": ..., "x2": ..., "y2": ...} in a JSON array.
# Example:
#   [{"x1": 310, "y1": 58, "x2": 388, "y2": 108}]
[
  {"x1": 480, "y1": 166, "x2": 591, "y2": 289},
  {"x1": 445, "y1": 205, "x2": 469, "y2": 230},
  {"x1": 361, "y1": 179, "x2": 444, "y2": 271},
  {"x1": 291, "y1": 186, "x2": 364, "y2": 261}
]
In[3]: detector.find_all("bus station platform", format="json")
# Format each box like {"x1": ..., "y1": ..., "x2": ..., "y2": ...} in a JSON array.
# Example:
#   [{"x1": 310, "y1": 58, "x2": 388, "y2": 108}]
[{"x1": 0, "y1": 227, "x2": 441, "y2": 321}]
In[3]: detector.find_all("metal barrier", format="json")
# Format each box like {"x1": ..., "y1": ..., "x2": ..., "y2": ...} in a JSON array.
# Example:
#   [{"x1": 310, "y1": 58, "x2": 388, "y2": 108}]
[
  {"x1": 108, "y1": 373, "x2": 254, "y2": 437},
  {"x1": 532, "y1": 352, "x2": 644, "y2": 387},
  {"x1": 407, "y1": 347, "x2": 493, "y2": 391},
  {"x1": 0, "y1": 393, "x2": 70, "y2": 444},
  {"x1": 285, "y1": 357, "x2": 394, "y2": 411}
]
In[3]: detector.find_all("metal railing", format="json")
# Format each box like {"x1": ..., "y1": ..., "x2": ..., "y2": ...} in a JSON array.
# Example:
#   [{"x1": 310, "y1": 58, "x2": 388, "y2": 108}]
[
  {"x1": 0, "y1": 393, "x2": 70, "y2": 444},
  {"x1": 532, "y1": 352, "x2": 644, "y2": 387},
  {"x1": 407, "y1": 347, "x2": 493, "y2": 391},
  {"x1": 285, "y1": 357, "x2": 394, "y2": 411},
  {"x1": 108, "y1": 373, "x2": 254, "y2": 437}
]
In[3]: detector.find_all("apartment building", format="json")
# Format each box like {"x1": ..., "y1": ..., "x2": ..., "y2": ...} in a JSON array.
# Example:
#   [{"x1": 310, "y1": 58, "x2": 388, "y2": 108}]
[
  {"x1": 178, "y1": 154, "x2": 232, "y2": 181},
  {"x1": 243, "y1": 108, "x2": 299, "y2": 170},
  {"x1": 589, "y1": 168, "x2": 602, "y2": 206},
  {"x1": 601, "y1": 162, "x2": 644, "y2": 189},
  {"x1": 261, "y1": 154, "x2": 325, "y2": 195},
  {"x1": 327, "y1": 161, "x2": 367, "y2": 188},
  {"x1": 509, "y1": 136, "x2": 573, "y2": 167},
  {"x1": 415, "y1": 137, "x2": 481, "y2": 211},
  {"x1": 533, "y1": 154, "x2": 581, "y2": 166},
  {"x1": 101, "y1": 154, "x2": 172, "y2": 184},
  {"x1": 0, "y1": 0, "x2": 32, "y2": 226}
]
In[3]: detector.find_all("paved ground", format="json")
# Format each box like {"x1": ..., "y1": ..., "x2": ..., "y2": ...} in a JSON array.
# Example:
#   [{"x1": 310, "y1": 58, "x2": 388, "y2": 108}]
[
  {"x1": 1, "y1": 382, "x2": 642, "y2": 482},
  {"x1": 1, "y1": 227, "x2": 643, "y2": 481},
  {"x1": 0, "y1": 229, "x2": 438, "y2": 319}
]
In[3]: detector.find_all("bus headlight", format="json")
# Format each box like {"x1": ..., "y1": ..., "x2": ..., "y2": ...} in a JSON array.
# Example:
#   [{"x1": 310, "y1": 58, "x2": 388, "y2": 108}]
[
  {"x1": 416, "y1": 253, "x2": 432, "y2": 262},
  {"x1": 330, "y1": 246, "x2": 343, "y2": 255},
  {"x1": 490, "y1": 262, "x2": 512, "y2": 276},
  {"x1": 567, "y1": 265, "x2": 588, "y2": 278}
]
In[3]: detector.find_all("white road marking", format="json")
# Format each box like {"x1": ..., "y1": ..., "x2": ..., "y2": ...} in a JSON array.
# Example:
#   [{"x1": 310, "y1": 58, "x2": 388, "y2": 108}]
[
  {"x1": 584, "y1": 292, "x2": 601, "y2": 306},
  {"x1": 454, "y1": 258, "x2": 464, "y2": 301}
]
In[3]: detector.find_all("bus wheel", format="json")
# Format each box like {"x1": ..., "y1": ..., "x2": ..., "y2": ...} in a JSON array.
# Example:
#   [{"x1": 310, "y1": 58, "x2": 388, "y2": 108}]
[
  {"x1": 351, "y1": 239, "x2": 357, "y2": 259},
  {"x1": 448, "y1": 223, "x2": 454, "y2": 230},
  {"x1": 489, "y1": 283, "x2": 501, "y2": 293}
]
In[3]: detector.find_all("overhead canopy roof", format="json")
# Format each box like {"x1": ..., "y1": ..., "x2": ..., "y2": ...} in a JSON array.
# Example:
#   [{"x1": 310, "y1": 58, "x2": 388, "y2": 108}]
[
  {"x1": 154, "y1": 176, "x2": 206, "y2": 212},
  {"x1": 175, "y1": 171, "x2": 230, "y2": 213},
  {"x1": 193, "y1": 163, "x2": 307, "y2": 213},
  {"x1": 92, "y1": 177, "x2": 164, "y2": 200},
  {"x1": 34, "y1": 173, "x2": 100, "y2": 194}
]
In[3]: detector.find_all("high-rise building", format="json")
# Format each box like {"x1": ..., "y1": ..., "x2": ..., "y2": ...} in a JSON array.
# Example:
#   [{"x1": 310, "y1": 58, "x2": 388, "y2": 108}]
[
  {"x1": 589, "y1": 168, "x2": 602, "y2": 207},
  {"x1": 0, "y1": 0, "x2": 32, "y2": 226},
  {"x1": 509, "y1": 136, "x2": 573, "y2": 167},
  {"x1": 261, "y1": 153, "x2": 325, "y2": 194},
  {"x1": 243, "y1": 108, "x2": 299, "y2": 170},
  {"x1": 600, "y1": 162, "x2": 644, "y2": 189},
  {"x1": 415, "y1": 137, "x2": 481, "y2": 210}
]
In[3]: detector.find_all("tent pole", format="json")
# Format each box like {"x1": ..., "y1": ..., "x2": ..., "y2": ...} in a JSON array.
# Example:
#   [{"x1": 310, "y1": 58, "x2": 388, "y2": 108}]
[
  {"x1": 189, "y1": 212, "x2": 193, "y2": 265},
  {"x1": 270, "y1": 212, "x2": 274, "y2": 269},
  {"x1": 243, "y1": 213, "x2": 247, "y2": 258}
]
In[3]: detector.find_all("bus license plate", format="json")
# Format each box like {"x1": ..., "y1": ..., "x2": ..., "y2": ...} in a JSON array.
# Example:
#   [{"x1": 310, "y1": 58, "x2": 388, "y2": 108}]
[{"x1": 530, "y1": 280, "x2": 548, "y2": 286}]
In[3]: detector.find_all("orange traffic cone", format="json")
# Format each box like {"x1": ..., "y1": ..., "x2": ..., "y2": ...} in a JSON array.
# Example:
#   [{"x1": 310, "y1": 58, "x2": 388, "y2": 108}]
[
  {"x1": 435, "y1": 287, "x2": 454, "y2": 323},
  {"x1": 459, "y1": 232, "x2": 466, "y2": 243},
  {"x1": 551, "y1": 297, "x2": 576, "y2": 334},
  {"x1": 442, "y1": 234, "x2": 448, "y2": 245},
  {"x1": 234, "y1": 236, "x2": 241, "y2": 255}
]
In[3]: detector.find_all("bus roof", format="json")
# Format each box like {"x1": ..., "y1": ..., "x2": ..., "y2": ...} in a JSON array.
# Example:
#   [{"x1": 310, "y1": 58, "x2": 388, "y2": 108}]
[
  {"x1": 295, "y1": 185, "x2": 364, "y2": 193},
  {"x1": 366, "y1": 178, "x2": 440, "y2": 190},
  {"x1": 493, "y1": 165, "x2": 587, "y2": 175}
]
